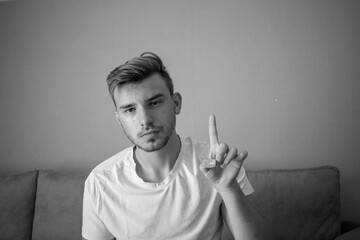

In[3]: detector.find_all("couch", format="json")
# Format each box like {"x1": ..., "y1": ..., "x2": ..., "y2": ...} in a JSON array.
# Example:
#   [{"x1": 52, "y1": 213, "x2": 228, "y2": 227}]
[{"x1": 0, "y1": 166, "x2": 359, "y2": 240}]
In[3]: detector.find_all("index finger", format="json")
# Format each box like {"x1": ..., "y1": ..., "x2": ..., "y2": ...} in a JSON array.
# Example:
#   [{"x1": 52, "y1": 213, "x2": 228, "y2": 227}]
[{"x1": 209, "y1": 114, "x2": 219, "y2": 150}]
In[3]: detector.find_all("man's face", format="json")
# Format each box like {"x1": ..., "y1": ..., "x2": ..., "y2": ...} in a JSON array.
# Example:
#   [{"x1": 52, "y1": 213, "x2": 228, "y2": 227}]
[{"x1": 114, "y1": 73, "x2": 181, "y2": 152}]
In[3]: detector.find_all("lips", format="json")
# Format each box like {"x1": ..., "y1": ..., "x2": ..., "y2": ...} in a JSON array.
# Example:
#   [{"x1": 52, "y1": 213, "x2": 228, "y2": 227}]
[{"x1": 140, "y1": 129, "x2": 160, "y2": 137}]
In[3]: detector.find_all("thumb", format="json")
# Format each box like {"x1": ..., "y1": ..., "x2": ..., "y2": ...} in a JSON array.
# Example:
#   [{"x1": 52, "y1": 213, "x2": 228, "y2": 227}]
[
  {"x1": 200, "y1": 159, "x2": 217, "y2": 173},
  {"x1": 199, "y1": 159, "x2": 218, "y2": 181}
]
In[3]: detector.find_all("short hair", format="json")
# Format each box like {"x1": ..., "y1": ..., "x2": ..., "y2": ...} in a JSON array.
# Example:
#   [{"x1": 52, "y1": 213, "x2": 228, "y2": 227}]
[{"x1": 106, "y1": 52, "x2": 174, "y2": 106}]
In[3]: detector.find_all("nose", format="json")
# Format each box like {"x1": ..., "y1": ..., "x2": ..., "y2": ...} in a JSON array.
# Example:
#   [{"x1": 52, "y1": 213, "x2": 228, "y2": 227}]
[{"x1": 137, "y1": 107, "x2": 153, "y2": 127}]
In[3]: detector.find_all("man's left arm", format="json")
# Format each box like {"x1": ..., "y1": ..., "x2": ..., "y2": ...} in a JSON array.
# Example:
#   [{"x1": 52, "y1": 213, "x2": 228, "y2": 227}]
[
  {"x1": 219, "y1": 182, "x2": 275, "y2": 240},
  {"x1": 200, "y1": 115, "x2": 276, "y2": 240}
]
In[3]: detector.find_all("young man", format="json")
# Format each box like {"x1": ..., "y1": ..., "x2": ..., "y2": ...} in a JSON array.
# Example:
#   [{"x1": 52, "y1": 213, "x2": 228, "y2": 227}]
[{"x1": 82, "y1": 52, "x2": 275, "y2": 240}]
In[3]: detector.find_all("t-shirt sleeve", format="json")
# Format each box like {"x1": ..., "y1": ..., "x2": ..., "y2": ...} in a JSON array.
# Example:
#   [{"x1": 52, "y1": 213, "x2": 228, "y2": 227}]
[
  {"x1": 236, "y1": 166, "x2": 254, "y2": 196},
  {"x1": 82, "y1": 173, "x2": 114, "y2": 240}
]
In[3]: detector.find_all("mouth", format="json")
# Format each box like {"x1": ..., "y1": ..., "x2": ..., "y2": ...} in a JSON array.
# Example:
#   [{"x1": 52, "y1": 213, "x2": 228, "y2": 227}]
[{"x1": 140, "y1": 129, "x2": 160, "y2": 137}]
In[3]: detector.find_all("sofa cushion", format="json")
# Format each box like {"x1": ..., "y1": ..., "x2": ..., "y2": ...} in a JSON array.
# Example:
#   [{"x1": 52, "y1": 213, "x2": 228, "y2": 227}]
[
  {"x1": 335, "y1": 227, "x2": 360, "y2": 240},
  {"x1": 222, "y1": 166, "x2": 340, "y2": 240},
  {"x1": 254, "y1": 166, "x2": 340, "y2": 240},
  {"x1": 0, "y1": 170, "x2": 38, "y2": 240},
  {"x1": 32, "y1": 170, "x2": 88, "y2": 240}
]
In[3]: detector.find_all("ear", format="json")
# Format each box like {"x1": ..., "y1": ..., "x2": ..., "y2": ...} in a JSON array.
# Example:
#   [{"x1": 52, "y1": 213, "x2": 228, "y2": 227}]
[
  {"x1": 114, "y1": 111, "x2": 121, "y2": 126},
  {"x1": 172, "y1": 92, "x2": 182, "y2": 115}
]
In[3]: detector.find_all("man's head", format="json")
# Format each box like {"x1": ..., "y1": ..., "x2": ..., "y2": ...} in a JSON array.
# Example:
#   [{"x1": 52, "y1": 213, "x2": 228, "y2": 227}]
[
  {"x1": 106, "y1": 52, "x2": 182, "y2": 152},
  {"x1": 106, "y1": 52, "x2": 174, "y2": 108}
]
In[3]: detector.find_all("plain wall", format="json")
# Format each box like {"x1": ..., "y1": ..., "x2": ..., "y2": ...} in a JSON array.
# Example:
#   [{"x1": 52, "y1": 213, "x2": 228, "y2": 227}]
[{"x1": 1, "y1": 0, "x2": 359, "y2": 224}]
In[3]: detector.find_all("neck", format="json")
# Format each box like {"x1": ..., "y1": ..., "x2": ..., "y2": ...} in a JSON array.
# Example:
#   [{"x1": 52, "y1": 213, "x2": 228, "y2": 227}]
[{"x1": 134, "y1": 132, "x2": 181, "y2": 183}]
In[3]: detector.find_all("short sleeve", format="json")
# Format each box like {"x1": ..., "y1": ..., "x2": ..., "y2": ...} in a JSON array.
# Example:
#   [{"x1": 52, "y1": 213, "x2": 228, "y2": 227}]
[
  {"x1": 236, "y1": 166, "x2": 254, "y2": 196},
  {"x1": 82, "y1": 173, "x2": 114, "y2": 240}
]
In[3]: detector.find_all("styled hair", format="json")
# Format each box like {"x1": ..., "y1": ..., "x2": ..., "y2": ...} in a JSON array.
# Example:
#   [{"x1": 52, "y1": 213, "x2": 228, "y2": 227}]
[{"x1": 106, "y1": 52, "x2": 174, "y2": 106}]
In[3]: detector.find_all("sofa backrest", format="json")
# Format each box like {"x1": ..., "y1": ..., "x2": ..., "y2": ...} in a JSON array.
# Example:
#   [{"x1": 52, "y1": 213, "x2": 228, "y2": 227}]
[
  {"x1": 0, "y1": 166, "x2": 341, "y2": 240},
  {"x1": 0, "y1": 171, "x2": 38, "y2": 240},
  {"x1": 31, "y1": 170, "x2": 88, "y2": 240},
  {"x1": 222, "y1": 166, "x2": 341, "y2": 240}
]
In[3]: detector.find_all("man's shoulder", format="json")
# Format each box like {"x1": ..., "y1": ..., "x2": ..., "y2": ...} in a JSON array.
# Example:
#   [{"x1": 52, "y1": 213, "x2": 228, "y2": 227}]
[
  {"x1": 182, "y1": 136, "x2": 210, "y2": 159},
  {"x1": 91, "y1": 146, "x2": 133, "y2": 176},
  {"x1": 183, "y1": 136, "x2": 209, "y2": 147},
  {"x1": 84, "y1": 146, "x2": 133, "y2": 197}
]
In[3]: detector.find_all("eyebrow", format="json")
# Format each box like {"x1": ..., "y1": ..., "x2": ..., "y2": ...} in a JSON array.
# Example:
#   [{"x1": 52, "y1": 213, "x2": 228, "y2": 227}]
[
  {"x1": 118, "y1": 93, "x2": 165, "y2": 110},
  {"x1": 119, "y1": 103, "x2": 135, "y2": 110},
  {"x1": 147, "y1": 93, "x2": 165, "y2": 102}
]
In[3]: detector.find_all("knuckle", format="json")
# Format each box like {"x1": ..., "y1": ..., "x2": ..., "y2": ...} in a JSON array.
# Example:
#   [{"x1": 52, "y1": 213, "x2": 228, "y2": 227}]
[
  {"x1": 219, "y1": 143, "x2": 229, "y2": 151},
  {"x1": 230, "y1": 147, "x2": 238, "y2": 155}
]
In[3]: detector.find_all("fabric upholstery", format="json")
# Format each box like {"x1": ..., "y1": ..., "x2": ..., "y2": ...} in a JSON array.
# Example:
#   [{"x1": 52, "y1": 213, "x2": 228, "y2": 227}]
[
  {"x1": 0, "y1": 166, "x2": 344, "y2": 240},
  {"x1": 222, "y1": 166, "x2": 340, "y2": 240},
  {"x1": 0, "y1": 170, "x2": 38, "y2": 240},
  {"x1": 32, "y1": 170, "x2": 87, "y2": 240},
  {"x1": 335, "y1": 227, "x2": 360, "y2": 240}
]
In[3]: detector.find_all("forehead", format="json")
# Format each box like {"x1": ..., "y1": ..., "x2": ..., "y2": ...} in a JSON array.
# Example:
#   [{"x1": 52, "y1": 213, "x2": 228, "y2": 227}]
[{"x1": 114, "y1": 73, "x2": 170, "y2": 105}]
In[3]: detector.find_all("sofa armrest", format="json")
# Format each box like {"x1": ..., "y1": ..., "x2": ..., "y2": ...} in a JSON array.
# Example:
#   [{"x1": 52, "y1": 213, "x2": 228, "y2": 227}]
[{"x1": 335, "y1": 227, "x2": 360, "y2": 240}]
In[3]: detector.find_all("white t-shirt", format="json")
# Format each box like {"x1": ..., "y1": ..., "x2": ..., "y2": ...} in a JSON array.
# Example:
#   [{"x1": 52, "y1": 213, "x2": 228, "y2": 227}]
[{"x1": 82, "y1": 137, "x2": 254, "y2": 240}]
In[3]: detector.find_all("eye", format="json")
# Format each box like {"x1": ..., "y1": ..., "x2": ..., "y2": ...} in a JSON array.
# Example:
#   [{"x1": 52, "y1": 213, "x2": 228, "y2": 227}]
[
  {"x1": 149, "y1": 100, "x2": 162, "y2": 107},
  {"x1": 124, "y1": 107, "x2": 135, "y2": 113}
]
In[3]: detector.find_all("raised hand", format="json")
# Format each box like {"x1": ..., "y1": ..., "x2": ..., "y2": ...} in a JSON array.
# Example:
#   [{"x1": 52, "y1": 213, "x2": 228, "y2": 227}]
[{"x1": 200, "y1": 114, "x2": 248, "y2": 192}]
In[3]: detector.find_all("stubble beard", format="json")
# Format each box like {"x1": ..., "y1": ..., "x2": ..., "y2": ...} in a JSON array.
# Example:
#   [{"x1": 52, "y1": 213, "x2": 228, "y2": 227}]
[{"x1": 122, "y1": 116, "x2": 176, "y2": 152}]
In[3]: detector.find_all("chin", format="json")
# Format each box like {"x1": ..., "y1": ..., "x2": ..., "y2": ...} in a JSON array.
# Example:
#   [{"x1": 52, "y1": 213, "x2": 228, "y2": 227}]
[
  {"x1": 136, "y1": 137, "x2": 169, "y2": 152},
  {"x1": 138, "y1": 142, "x2": 166, "y2": 152}
]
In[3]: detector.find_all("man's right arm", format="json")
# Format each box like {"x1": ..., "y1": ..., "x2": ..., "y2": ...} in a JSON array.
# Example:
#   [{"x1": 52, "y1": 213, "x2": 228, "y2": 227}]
[{"x1": 82, "y1": 174, "x2": 114, "y2": 240}]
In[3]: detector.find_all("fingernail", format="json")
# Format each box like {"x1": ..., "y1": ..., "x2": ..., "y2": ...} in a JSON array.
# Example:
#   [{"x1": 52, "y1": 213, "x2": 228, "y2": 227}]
[
  {"x1": 241, "y1": 151, "x2": 248, "y2": 158},
  {"x1": 205, "y1": 159, "x2": 216, "y2": 168}
]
